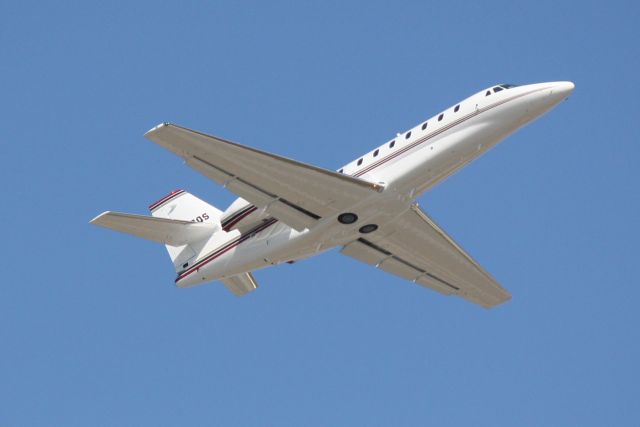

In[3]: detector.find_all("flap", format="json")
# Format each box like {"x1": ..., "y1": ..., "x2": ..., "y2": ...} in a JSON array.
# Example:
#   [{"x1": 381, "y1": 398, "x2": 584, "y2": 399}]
[{"x1": 341, "y1": 204, "x2": 511, "y2": 308}]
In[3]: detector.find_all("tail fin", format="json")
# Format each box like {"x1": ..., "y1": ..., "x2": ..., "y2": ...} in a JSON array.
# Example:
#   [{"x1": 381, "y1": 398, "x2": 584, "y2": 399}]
[{"x1": 148, "y1": 190, "x2": 224, "y2": 271}]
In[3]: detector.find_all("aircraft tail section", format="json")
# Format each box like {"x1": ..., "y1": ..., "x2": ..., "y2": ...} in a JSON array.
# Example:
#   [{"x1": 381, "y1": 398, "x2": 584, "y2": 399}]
[
  {"x1": 148, "y1": 189, "x2": 222, "y2": 223},
  {"x1": 147, "y1": 190, "x2": 224, "y2": 270},
  {"x1": 89, "y1": 190, "x2": 227, "y2": 271},
  {"x1": 90, "y1": 211, "x2": 216, "y2": 246},
  {"x1": 221, "y1": 272, "x2": 259, "y2": 296}
]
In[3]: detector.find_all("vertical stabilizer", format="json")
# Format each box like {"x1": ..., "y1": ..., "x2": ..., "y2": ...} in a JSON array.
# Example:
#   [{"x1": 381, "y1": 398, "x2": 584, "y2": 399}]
[{"x1": 148, "y1": 190, "x2": 223, "y2": 271}]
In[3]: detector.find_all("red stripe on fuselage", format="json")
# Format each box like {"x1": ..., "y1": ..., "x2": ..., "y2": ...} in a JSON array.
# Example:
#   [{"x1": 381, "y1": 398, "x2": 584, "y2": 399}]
[
  {"x1": 221, "y1": 205, "x2": 258, "y2": 231},
  {"x1": 349, "y1": 88, "x2": 540, "y2": 178}
]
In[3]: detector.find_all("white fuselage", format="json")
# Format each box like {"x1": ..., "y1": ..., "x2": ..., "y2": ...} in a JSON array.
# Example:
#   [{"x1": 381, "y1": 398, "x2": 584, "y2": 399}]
[{"x1": 176, "y1": 81, "x2": 574, "y2": 287}]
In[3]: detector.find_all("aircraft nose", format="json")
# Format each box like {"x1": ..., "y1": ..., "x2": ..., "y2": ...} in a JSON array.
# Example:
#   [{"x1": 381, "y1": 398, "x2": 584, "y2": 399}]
[
  {"x1": 515, "y1": 81, "x2": 575, "y2": 124},
  {"x1": 549, "y1": 81, "x2": 575, "y2": 100}
]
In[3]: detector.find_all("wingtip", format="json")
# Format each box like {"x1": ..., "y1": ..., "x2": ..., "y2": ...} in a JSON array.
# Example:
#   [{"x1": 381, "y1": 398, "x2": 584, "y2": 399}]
[
  {"x1": 144, "y1": 122, "x2": 171, "y2": 138},
  {"x1": 484, "y1": 292, "x2": 512, "y2": 309},
  {"x1": 89, "y1": 211, "x2": 112, "y2": 225}
]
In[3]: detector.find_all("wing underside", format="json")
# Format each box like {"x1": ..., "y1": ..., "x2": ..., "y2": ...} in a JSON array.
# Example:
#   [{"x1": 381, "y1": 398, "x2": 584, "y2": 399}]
[
  {"x1": 341, "y1": 204, "x2": 511, "y2": 308},
  {"x1": 144, "y1": 123, "x2": 382, "y2": 231}
]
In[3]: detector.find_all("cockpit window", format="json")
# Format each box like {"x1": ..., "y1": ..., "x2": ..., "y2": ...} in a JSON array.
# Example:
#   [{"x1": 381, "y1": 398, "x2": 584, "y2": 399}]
[
  {"x1": 493, "y1": 86, "x2": 503, "y2": 93},
  {"x1": 500, "y1": 83, "x2": 518, "y2": 89},
  {"x1": 485, "y1": 90, "x2": 491, "y2": 96}
]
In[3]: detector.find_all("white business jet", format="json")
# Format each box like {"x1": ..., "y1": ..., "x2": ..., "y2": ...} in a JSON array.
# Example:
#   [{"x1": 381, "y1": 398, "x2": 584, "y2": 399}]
[{"x1": 91, "y1": 81, "x2": 574, "y2": 308}]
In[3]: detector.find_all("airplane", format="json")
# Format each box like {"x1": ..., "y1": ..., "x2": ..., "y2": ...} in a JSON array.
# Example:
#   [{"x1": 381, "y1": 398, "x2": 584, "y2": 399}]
[{"x1": 91, "y1": 81, "x2": 574, "y2": 308}]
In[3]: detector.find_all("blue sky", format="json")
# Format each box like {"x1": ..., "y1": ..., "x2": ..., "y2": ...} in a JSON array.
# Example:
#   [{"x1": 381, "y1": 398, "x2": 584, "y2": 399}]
[{"x1": 2, "y1": 1, "x2": 639, "y2": 425}]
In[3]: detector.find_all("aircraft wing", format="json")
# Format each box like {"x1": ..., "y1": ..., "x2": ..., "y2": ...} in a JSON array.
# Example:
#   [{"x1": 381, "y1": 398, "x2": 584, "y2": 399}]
[
  {"x1": 340, "y1": 204, "x2": 511, "y2": 308},
  {"x1": 145, "y1": 123, "x2": 382, "y2": 231}
]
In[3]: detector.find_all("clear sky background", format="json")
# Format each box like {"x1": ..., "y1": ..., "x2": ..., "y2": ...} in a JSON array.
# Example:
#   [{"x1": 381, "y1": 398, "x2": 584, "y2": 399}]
[{"x1": 2, "y1": 1, "x2": 639, "y2": 425}]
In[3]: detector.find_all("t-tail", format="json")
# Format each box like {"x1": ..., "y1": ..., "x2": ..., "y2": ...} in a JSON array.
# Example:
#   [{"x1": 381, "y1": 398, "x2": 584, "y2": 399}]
[
  {"x1": 91, "y1": 189, "x2": 222, "y2": 274},
  {"x1": 146, "y1": 190, "x2": 223, "y2": 270},
  {"x1": 90, "y1": 190, "x2": 259, "y2": 296}
]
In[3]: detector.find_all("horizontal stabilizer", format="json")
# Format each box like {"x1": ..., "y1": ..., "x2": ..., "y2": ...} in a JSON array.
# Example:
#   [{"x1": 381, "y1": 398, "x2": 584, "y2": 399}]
[
  {"x1": 221, "y1": 272, "x2": 259, "y2": 296},
  {"x1": 90, "y1": 211, "x2": 217, "y2": 246}
]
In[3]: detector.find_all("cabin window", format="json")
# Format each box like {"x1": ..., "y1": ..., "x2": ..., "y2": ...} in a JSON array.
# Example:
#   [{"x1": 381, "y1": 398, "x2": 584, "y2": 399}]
[
  {"x1": 438, "y1": 113, "x2": 444, "y2": 121},
  {"x1": 421, "y1": 122, "x2": 428, "y2": 130},
  {"x1": 405, "y1": 131, "x2": 411, "y2": 139},
  {"x1": 357, "y1": 158, "x2": 363, "y2": 166},
  {"x1": 454, "y1": 104, "x2": 460, "y2": 112},
  {"x1": 493, "y1": 86, "x2": 503, "y2": 93},
  {"x1": 485, "y1": 90, "x2": 491, "y2": 96},
  {"x1": 389, "y1": 140, "x2": 395, "y2": 148},
  {"x1": 373, "y1": 149, "x2": 379, "y2": 157}
]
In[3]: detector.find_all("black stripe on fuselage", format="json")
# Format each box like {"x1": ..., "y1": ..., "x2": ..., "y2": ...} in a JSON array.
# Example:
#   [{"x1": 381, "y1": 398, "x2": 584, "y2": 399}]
[{"x1": 221, "y1": 205, "x2": 258, "y2": 229}]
